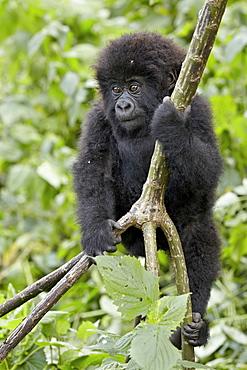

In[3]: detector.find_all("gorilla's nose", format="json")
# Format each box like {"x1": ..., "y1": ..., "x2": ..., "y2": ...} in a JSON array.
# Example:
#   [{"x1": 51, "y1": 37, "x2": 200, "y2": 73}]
[
  {"x1": 116, "y1": 99, "x2": 132, "y2": 111},
  {"x1": 115, "y1": 97, "x2": 135, "y2": 120}
]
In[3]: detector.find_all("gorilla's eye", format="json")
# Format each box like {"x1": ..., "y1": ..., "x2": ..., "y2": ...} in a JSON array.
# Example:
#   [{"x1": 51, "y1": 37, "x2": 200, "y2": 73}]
[
  {"x1": 129, "y1": 84, "x2": 139, "y2": 92},
  {"x1": 112, "y1": 86, "x2": 122, "y2": 94}
]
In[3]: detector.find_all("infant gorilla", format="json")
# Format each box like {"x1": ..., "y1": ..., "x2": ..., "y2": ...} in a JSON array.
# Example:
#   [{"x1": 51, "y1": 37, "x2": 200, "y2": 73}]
[{"x1": 73, "y1": 32, "x2": 222, "y2": 348}]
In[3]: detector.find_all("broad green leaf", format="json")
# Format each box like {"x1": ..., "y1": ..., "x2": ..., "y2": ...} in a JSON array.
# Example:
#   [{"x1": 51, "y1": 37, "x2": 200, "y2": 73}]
[
  {"x1": 37, "y1": 160, "x2": 68, "y2": 188},
  {"x1": 148, "y1": 294, "x2": 189, "y2": 329},
  {"x1": 11, "y1": 124, "x2": 40, "y2": 144},
  {"x1": 0, "y1": 140, "x2": 23, "y2": 162},
  {"x1": 68, "y1": 99, "x2": 80, "y2": 127},
  {"x1": 28, "y1": 20, "x2": 69, "y2": 56},
  {"x1": 56, "y1": 315, "x2": 70, "y2": 335},
  {"x1": 21, "y1": 347, "x2": 46, "y2": 370},
  {"x1": 6, "y1": 164, "x2": 33, "y2": 192},
  {"x1": 97, "y1": 357, "x2": 127, "y2": 369},
  {"x1": 131, "y1": 324, "x2": 180, "y2": 370},
  {"x1": 0, "y1": 101, "x2": 39, "y2": 125},
  {"x1": 222, "y1": 324, "x2": 247, "y2": 344},
  {"x1": 89, "y1": 335, "x2": 119, "y2": 356},
  {"x1": 175, "y1": 360, "x2": 214, "y2": 369},
  {"x1": 63, "y1": 43, "x2": 98, "y2": 60},
  {"x1": 40, "y1": 310, "x2": 69, "y2": 324},
  {"x1": 77, "y1": 321, "x2": 97, "y2": 341},
  {"x1": 28, "y1": 30, "x2": 46, "y2": 56},
  {"x1": 71, "y1": 353, "x2": 110, "y2": 369},
  {"x1": 96, "y1": 256, "x2": 160, "y2": 320},
  {"x1": 214, "y1": 192, "x2": 239, "y2": 210},
  {"x1": 126, "y1": 359, "x2": 142, "y2": 369},
  {"x1": 114, "y1": 332, "x2": 135, "y2": 352},
  {"x1": 225, "y1": 29, "x2": 247, "y2": 62},
  {"x1": 60, "y1": 71, "x2": 80, "y2": 97}
]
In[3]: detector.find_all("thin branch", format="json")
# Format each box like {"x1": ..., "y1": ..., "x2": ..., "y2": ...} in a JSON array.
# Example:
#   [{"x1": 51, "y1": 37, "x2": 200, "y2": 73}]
[
  {"x1": 0, "y1": 252, "x2": 85, "y2": 317},
  {"x1": 0, "y1": 254, "x2": 93, "y2": 362}
]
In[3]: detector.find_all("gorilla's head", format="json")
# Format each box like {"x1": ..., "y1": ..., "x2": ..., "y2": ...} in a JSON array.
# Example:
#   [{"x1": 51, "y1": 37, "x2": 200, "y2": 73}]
[{"x1": 94, "y1": 32, "x2": 185, "y2": 134}]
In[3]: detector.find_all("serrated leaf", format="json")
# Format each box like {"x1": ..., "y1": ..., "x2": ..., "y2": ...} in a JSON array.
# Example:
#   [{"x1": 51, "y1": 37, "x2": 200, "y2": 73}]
[
  {"x1": 21, "y1": 347, "x2": 46, "y2": 370},
  {"x1": 175, "y1": 360, "x2": 214, "y2": 369},
  {"x1": 89, "y1": 335, "x2": 119, "y2": 356},
  {"x1": 115, "y1": 332, "x2": 135, "y2": 352},
  {"x1": 96, "y1": 256, "x2": 160, "y2": 320},
  {"x1": 126, "y1": 359, "x2": 141, "y2": 369},
  {"x1": 157, "y1": 295, "x2": 189, "y2": 329},
  {"x1": 131, "y1": 324, "x2": 180, "y2": 370},
  {"x1": 97, "y1": 357, "x2": 127, "y2": 369}
]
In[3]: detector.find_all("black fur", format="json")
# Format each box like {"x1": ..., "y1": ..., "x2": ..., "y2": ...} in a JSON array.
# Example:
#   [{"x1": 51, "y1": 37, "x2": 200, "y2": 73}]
[{"x1": 73, "y1": 32, "x2": 222, "y2": 346}]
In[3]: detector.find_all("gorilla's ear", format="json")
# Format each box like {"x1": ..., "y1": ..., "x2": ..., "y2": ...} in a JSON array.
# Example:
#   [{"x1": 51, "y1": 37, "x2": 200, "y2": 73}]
[{"x1": 167, "y1": 69, "x2": 178, "y2": 94}]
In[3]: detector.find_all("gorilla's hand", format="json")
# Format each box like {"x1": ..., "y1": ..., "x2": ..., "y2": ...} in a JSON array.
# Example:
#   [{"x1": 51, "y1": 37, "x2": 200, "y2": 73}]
[
  {"x1": 183, "y1": 312, "x2": 209, "y2": 346},
  {"x1": 170, "y1": 312, "x2": 209, "y2": 349},
  {"x1": 151, "y1": 96, "x2": 192, "y2": 155},
  {"x1": 84, "y1": 219, "x2": 122, "y2": 257}
]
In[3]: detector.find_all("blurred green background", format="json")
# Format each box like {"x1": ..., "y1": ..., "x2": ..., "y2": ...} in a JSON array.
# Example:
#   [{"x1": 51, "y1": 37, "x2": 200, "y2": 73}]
[{"x1": 0, "y1": 0, "x2": 247, "y2": 369}]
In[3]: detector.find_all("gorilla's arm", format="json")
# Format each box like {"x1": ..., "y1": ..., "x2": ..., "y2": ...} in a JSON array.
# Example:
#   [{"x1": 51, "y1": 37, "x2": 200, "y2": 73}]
[
  {"x1": 73, "y1": 103, "x2": 121, "y2": 256},
  {"x1": 151, "y1": 96, "x2": 222, "y2": 206},
  {"x1": 152, "y1": 96, "x2": 222, "y2": 347}
]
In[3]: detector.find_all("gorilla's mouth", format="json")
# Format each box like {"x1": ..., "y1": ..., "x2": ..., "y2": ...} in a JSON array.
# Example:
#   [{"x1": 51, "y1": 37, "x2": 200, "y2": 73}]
[{"x1": 118, "y1": 116, "x2": 145, "y2": 131}]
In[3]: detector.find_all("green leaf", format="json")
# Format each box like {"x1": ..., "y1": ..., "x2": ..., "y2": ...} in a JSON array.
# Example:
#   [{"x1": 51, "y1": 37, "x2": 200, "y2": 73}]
[
  {"x1": 115, "y1": 332, "x2": 135, "y2": 352},
  {"x1": 96, "y1": 256, "x2": 160, "y2": 320},
  {"x1": 215, "y1": 192, "x2": 239, "y2": 210},
  {"x1": 97, "y1": 357, "x2": 127, "y2": 369},
  {"x1": 6, "y1": 164, "x2": 33, "y2": 192},
  {"x1": 130, "y1": 324, "x2": 180, "y2": 370},
  {"x1": 11, "y1": 124, "x2": 40, "y2": 144},
  {"x1": 0, "y1": 140, "x2": 23, "y2": 162},
  {"x1": 28, "y1": 30, "x2": 46, "y2": 56},
  {"x1": 77, "y1": 321, "x2": 97, "y2": 341},
  {"x1": 175, "y1": 360, "x2": 214, "y2": 369},
  {"x1": 148, "y1": 294, "x2": 189, "y2": 329},
  {"x1": 60, "y1": 71, "x2": 80, "y2": 97},
  {"x1": 36, "y1": 160, "x2": 68, "y2": 188},
  {"x1": 63, "y1": 43, "x2": 98, "y2": 60},
  {"x1": 222, "y1": 324, "x2": 247, "y2": 344},
  {"x1": 28, "y1": 20, "x2": 69, "y2": 56},
  {"x1": 225, "y1": 29, "x2": 247, "y2": 62},
  {"x1": 21, "y1": 347, "x2": 46, "y2": 370}
]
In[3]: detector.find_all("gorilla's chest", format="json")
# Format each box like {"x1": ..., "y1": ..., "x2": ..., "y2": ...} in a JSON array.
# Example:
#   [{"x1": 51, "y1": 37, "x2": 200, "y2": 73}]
[{"x1": 116, "y1": 139, "x2": 154, "y2": 203}]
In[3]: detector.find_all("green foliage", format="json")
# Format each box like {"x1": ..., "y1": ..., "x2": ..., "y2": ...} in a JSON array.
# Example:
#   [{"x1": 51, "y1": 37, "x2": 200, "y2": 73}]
[
  {"x1": 96, "y1": 255, "x2": 160, "y2": 320},
  {"x1": 0, "y1": 0, "x2": 247, "y2": 368},
  {"x1": 90, "y1": 256, "x2": 211, "y2": 370}
]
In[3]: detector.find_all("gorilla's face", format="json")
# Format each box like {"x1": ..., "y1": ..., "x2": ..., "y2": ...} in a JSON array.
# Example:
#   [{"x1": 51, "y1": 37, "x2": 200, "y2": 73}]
[{"x1": 106, "y1": 77, "x2": 161, "y2": 133}]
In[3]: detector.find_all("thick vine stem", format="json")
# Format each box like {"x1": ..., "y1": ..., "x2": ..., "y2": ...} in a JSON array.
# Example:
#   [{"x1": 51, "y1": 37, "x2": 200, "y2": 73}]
[
  {"x1": 172, "y1": 0, "x2": 228, "y2": 111},
  {"x1": 143, "y1": 222, "x2": 159, "y2": 277}
]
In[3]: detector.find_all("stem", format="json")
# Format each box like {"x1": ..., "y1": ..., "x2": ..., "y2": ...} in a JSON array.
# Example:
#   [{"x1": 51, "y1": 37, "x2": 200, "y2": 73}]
[{"x1": 143, "y1": 222, "x2": 159, "y2": 277}]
